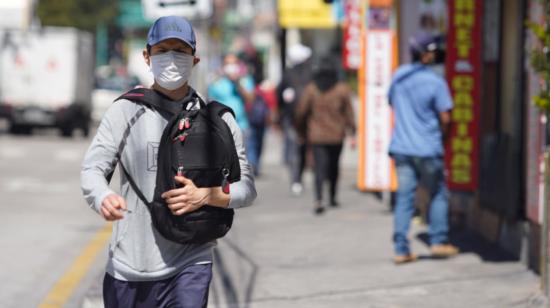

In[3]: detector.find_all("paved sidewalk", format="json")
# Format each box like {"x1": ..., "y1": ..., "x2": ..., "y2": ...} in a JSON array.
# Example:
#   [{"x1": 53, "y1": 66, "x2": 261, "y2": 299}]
[{"x1": 82, "y1": 131, "x2": 545, "y2": 308}]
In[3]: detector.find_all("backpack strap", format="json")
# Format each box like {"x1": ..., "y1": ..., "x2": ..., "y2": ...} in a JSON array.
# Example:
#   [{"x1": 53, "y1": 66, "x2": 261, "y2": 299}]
[
  {"x1": 206, "y1": 100, "x2": 236, "y2": 118},
  {"x1": 105, "y1": 107, "x2": 147, "y2": 184},
  {"x1": 104, "y1": 106, "x2": 151, "y2": 207},
  {"x1": 118, "y1": 158, "x2": 151, "y2": 207},
  {"x1": 116, "y1": 88, "x2": 183, "y2": 115},
  {"x1": 388, "y1": 65, "x2": 427, "y2": 105}
]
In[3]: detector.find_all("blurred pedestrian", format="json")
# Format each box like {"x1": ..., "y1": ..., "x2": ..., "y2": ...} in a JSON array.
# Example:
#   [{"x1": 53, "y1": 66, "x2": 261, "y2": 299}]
[
  {"x1": 245, "y1": 80, "x2": 274, "y2": 176},
  {"x1": 208, "y1": 53, "x2": 255, "y2": 132},
  {"x1": 388, "y1": 32, "x2": 458, "y2": 264},
  {"x1": 276, "y1": 43, "x2": 313, "y2": 195},
  {"x1": 81, "y1": 16, "x2": 256, "y2": 307},
  {"x1": 294, "y1": 58, "x2": 356, "y2": 215},
  {"x1": 208, "y1": 53, "x2": 258, "y2": 174},
  {"x1": 240, "y1": 47, "x2": 272, "y2": 176}
]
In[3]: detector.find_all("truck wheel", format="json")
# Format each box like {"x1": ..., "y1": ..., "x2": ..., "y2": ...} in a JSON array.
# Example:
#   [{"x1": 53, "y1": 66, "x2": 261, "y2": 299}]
[
  {"x1": 9, "y1": 124, "x2": 32, "y2": 135},
  {"x1": 82, "y1": 121, "x2": 90, "y2": 137},
  {"x1": 60, "y1": 126, "x2": 74, "y2": 138},
  {"x1": 82, "y1": 126, "x2": 90, "y2": 137}
]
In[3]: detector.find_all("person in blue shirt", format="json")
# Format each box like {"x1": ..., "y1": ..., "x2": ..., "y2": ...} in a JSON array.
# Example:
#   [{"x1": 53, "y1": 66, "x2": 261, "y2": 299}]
[
  {"x1": 388, "y1": 32, "x2": 458, "y2": 264},
  {"x1": 208, "y1": 53, "x2": 255, "y2": 132}
]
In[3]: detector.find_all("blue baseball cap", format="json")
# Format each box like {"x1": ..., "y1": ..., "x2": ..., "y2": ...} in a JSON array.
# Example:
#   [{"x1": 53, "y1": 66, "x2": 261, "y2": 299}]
[
  {"x1": 147, "y1": 16, "x2": 196, "y2": 52},
  {"x1": 409, "y1": 32, "x2": 438, "y2": 54}
]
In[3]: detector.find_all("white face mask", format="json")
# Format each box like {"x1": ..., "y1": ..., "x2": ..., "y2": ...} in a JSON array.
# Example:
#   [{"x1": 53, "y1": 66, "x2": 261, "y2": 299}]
[
  {"x1": 223, "y1": 63, "x2": 240, "y2": 76},
  {"x1": 150, "y1": 51, "x2": 194, "y2": 90}
]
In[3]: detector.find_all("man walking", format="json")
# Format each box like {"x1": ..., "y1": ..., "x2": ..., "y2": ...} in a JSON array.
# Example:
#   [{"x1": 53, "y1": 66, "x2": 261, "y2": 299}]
[
  {"x1": 388, "y1": 33, "x2": 458, "y2": 264},
  {"x1": 276, "y1": 43, "x2": 313, "y2": 195},
  {"x1": 81, "y1": 16, "x2": 256, "y2": 307}
]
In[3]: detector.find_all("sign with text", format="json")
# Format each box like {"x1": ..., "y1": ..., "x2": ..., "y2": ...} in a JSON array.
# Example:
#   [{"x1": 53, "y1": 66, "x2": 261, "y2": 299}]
[
  {"x1": 357, "y1": 0, "x2": 397, "y2": 191},
  {"x1": 342, "y1": 0, "x2": 362, "y2": 70},
  {"x1": 141, "y1": 0, "x2": 212, "y2": 20},
  {"x1": 278, "y1": 0, "x2": 336, "y2": 28},
  {"x1": 444, "y1": 0, "x2": 482, "y2": 190}
]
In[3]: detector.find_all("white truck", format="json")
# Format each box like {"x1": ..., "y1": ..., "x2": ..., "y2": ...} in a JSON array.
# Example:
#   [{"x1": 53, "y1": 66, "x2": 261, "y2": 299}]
[{"x1": 0, "y1": 27, "x2": 94, "y2": 136}]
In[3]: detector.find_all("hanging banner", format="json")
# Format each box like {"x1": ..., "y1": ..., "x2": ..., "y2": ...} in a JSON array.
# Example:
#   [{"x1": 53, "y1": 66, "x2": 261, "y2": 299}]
[
  {"x1": 342, "y1": 0, "x2": 362, "y2": 70},
  {"x1": 444, "y1": 0, "x2": 482, "y2": 191},
  {"x1": 278, "y1": 0, "x2": 336, "y2": 29},
  {"x1": 357, "y1": 0, "x2": 398, "y2": 191}
]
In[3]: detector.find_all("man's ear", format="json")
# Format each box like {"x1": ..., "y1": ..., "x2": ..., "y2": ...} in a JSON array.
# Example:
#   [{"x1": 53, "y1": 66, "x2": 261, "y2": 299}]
[
  {"x1": 193, "y1": 56, "x2": 200, "y2": 66},
  {"x1": 143, "y1": 49, "x2": 151, "y2": 66}
]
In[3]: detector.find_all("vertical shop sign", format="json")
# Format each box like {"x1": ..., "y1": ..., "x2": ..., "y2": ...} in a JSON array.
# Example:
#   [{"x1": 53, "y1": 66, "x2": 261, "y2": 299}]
[
  {"x1": 343, "y1": 0, "x2": 362, "y2": 70},
  {"x1": 357, "y1": 0, "x2": 397, "y2": 191},
  {"x1": 444, "y1": 0, "x2": 482, "y2": 190}
]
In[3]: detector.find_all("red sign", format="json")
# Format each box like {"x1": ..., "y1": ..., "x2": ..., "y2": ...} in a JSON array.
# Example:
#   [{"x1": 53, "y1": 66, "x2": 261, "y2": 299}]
[
  {"x1": 444, "y1": 0, "x2": 482, "y2": 191},
  {"x1": 342, "y1": 0, "x2": 362, "y2": 70}
]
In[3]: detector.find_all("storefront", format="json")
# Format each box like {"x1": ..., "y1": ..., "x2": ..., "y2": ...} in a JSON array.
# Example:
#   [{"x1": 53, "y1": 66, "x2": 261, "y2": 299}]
[
  {"x1": 395, "y1": 0, "x2": 547, "y2": 276},
  {"x1": 278, "y1": 1, "x2": 545, "y2": 278}
]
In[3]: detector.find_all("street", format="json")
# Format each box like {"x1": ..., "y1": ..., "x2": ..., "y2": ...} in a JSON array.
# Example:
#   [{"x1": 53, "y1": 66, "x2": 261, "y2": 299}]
[
  {"x1": 0, "y1": 123, "x2": 105, "y2": 307},
  {"x1": 0, "y1": 123, "x2": 544, "y2": 308}
]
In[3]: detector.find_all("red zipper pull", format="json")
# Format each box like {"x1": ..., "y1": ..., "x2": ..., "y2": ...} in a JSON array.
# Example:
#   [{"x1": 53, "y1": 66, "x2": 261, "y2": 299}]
[
  {"x1": 185, "y1": 118, "x2": 191, "y2": 129},
  {"x1": 178, "y1": 118, "x2": 185, "y2": 131},
  {"x1": 221, "y1": 168, "x2": 230, "y2": 194}
]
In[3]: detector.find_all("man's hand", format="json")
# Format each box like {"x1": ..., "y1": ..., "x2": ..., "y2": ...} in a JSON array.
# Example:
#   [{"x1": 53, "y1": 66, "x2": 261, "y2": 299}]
[
  {"x1": 100, "y1": 194, "x2": 127, "y2": 221},
  {"x1": 161, "y1": 176, "x2": 210, "y2": 216}
]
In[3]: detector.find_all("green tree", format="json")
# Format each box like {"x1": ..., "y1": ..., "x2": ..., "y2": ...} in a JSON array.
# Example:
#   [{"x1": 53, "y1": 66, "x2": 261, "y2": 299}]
[{"x1": 36, "y1": 0, "x2": 118, "y2": 33}]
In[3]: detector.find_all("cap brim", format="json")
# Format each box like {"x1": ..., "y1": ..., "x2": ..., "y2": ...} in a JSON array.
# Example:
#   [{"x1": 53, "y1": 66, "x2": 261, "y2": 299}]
[{"x1": 148, "y1": 35, "x2": 195, "y2": 51}]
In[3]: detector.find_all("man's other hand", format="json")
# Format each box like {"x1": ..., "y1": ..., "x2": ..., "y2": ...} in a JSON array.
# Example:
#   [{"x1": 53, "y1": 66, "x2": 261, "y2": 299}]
[
  {"x1": 100, "y1": 194, "x2": 128, "y2": 221},
  {"x1": 161, "y1": 175, "x2": 209, "y2": 216}
]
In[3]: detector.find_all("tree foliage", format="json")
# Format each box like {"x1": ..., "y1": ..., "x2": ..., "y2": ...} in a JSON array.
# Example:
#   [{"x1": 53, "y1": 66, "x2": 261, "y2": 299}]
[
  {"x1": 527, "y1": 0, "x2": 550, "y2": 114},
  {"x1": 36, "y1": 0, "x2": 118, "y2": 33}
]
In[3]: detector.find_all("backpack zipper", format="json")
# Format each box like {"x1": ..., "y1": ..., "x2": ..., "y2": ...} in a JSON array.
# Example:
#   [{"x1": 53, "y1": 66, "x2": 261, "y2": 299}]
[{"x1": 221, "y1": 168, "x2": 230, "y2": 194}]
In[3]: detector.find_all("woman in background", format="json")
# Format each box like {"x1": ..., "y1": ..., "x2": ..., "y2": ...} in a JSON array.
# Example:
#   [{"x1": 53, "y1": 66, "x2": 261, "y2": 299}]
[{"x1": 294, "y1": 59, "x2": 356, "y2": 215}]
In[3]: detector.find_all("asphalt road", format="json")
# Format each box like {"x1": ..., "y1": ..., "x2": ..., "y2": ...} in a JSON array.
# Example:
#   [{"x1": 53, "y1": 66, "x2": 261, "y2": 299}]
[{"x1": 0, "y1": 123, "x2": 106, "y2": 308}]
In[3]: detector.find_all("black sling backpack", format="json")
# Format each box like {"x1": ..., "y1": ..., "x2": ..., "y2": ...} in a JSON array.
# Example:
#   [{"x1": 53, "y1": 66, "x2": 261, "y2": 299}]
[{"x1": 111, "y1": 87, "x2": 240, "y2": 244}]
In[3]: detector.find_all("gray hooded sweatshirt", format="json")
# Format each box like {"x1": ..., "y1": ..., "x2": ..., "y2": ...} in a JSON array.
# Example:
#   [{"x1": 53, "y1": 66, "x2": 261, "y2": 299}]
[{"x1": 80, "y1": 90, "x2": 256, "y2": 281}]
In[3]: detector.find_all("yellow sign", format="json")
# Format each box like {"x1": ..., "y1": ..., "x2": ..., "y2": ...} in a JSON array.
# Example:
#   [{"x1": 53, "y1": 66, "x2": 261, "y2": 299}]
[{"x1": 278, "y1": 0, "x2": 336, "y2": 28}]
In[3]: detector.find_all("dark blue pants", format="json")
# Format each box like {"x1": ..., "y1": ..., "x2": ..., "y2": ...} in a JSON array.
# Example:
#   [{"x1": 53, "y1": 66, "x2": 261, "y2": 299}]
[
  {"x1": 246, "y1": 126, "x2": 265, "y2": 176},
  {"x1": 103, "y1": 264, "x2": 212, "y2": 308}
]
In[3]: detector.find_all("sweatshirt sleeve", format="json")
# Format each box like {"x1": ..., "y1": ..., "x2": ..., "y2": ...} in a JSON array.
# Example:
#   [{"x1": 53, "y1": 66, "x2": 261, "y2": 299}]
[
  {"x1": 80, "y1": 101, "x2": 129, "y2": 214},
  {"x1": 222, "y1": 112, "x2": 257, "y2": 209}
]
